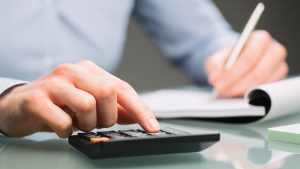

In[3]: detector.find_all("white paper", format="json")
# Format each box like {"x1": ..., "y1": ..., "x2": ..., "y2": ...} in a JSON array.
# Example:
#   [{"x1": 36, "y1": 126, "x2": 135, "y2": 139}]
[
  {"x1": 246, "y1": 77, "x2": 300, "y2": 122},
  {"x1": 142, "y1": 90, "x2": 265, "y2": 118},
  {"x1": 142, "y1": 77, "x2": 300, "y2": 121}
]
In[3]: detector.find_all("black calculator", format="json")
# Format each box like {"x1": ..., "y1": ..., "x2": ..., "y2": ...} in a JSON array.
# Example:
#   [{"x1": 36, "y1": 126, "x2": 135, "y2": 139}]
[{"x1": 68, "y1": 127, "x2": 220, "y2": 159}]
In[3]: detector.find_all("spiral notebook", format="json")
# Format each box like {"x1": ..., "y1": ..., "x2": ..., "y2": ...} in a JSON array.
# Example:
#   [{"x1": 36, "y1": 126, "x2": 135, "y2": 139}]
[{"x1": 141, "y1": 77, "x2": 300, "y2": 122}]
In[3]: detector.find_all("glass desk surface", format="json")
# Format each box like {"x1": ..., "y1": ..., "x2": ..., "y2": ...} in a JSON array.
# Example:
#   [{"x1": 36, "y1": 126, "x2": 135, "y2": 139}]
[{"x1": 1, "y1": 114, "x2": 300, "y2": 169}]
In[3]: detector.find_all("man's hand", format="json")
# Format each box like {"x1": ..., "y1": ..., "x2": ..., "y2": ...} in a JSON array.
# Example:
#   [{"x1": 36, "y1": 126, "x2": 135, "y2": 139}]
[
  {"x1": 205, "y1": 30, "x2": 289, "y2": 98},
  {"x1": 0, "y1": 60, "x2": 160, "y2": 138}
]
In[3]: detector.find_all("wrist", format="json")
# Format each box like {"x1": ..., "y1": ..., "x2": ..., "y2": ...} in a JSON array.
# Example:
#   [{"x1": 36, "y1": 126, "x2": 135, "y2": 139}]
[{"x1": 0, "y1": 83, "x2": 27, "y2": 136}]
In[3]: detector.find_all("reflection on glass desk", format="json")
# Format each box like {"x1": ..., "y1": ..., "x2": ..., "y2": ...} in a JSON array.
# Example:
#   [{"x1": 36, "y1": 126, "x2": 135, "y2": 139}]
[{"x1": 1, "y1": 113, "x2": 300, "y2": 169}]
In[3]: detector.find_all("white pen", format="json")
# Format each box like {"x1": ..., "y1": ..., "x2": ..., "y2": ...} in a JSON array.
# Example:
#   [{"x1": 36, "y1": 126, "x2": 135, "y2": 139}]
[{"x1": 213, "y1": 2, "x2": 265, "y2": 98}]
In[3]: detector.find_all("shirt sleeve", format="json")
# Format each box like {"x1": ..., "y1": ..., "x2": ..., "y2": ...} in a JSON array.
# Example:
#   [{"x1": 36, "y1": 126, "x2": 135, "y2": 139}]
[
  {"x1": 133, "y1": 0, "x2": 238, "y2": 85},
  {"x1": 0, "y1": 77, "x2": 28, "y2": 95}
]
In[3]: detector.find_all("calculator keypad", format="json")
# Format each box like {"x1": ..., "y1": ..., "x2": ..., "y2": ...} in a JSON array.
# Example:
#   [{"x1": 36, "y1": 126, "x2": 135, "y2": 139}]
[
  {"x1": 77, "y1": 128, "x2": 190, "y2": 143},
  {"x1": 146, "y1": 130, "x2": 170, "y2": 136},
  {"x1": 99, "y1": 131, "x2": 129, "y2": 139},
  {"x1": 161, "y1": 127, "x2": 190, "y2": 135},
  {"x1": 78, "y1": 132, "x2": 97, "y2": 139},
  {"x1": 119, "y1": 130, "x2": 149, "y2": 137}
]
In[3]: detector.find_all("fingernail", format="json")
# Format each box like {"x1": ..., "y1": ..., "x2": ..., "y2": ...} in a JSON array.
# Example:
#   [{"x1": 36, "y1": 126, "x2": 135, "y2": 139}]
[{"x1": 148, "y1": 118, "x2": 160, "y2": 131}]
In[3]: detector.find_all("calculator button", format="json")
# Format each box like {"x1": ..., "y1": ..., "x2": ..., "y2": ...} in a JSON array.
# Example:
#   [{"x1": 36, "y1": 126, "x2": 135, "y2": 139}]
[
  {"x1": 161, "y1": 127, "x2": 190, "y2": 135},
  {"x1": 90, "y1": 137, "x2": 109, "y2": 143},
  {"x1": 78, "y1": 132, "x2": 96, "y2": 139},
  {"x1": 147, "y1": 131, "x2": 170, "y2": 136},
  {"x1": 119, "y1": 130, "x2": 150, "y2": 137},
  {"x1": 99, "y1": 131, "x2": 128, "y2": 139},
  {"x1": 137, "y1": 129, "x2": 171, "y2": 136}
]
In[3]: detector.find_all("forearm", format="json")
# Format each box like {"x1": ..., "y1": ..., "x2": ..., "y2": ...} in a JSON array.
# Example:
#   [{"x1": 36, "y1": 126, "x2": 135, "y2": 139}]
[
  {"x1": 134, "y1": 0, "x2": 238, "y2": 85},
  {"x1": 180, "y1": 31, "x2": 238, "y2": 86}
]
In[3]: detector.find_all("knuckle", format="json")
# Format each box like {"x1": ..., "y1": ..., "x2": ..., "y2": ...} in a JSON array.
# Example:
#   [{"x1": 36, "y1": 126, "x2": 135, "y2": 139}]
[
  {"x1": 275, "y1": 43, "x2": 288, "y2": 60},
  {"x1": 253, "y1": 30, "x2": 273, "y2": 48},
  {"x1": 79, "y1": 96, "x2": 96, "y2": 113},
  {"x1": 78, "y1": 60, "x2": 95, "y2": 66},
  {"x1": 40, "y1": 77, "x2": 63, "y2": 90},
  {"x1": 52, "y1": 63, "x2": 76, "y2": 76},
  {"x1": 282, "y1": 63, "x2": 289, "y2": 76},
  {"x1": 98, "y1": 81, "x2": 117, "y2": 98},
  {"x1": 118, "y1": 81, "x2": 134, "y2": 92},
  {"x1": 256, "y1": 30, "x2": 272, "y2": 42}
]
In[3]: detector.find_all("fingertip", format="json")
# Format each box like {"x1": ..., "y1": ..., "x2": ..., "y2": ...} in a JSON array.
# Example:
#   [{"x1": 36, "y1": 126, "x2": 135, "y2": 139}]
[
  {"x1": 148, "y1": 117, "x2": 160, "y2": 132},
  {"x1": 217, "y1": 86, "x2": 245, "y2": 98},
  {"x1": 214, "y1": 86, "x2": 232, "y2": 99},
  {"x1": 57, "y1": 129, "x2": 73, "y2": 138},
  {"x1": 141, "y1": 116, "x2": 160, "y2": 133}
]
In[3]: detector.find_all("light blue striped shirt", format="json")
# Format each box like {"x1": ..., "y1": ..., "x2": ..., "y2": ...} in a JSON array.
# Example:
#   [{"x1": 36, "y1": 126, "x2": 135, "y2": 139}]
[{"x1": 0, "y1": 0, "x2": 237, "y2": 94}]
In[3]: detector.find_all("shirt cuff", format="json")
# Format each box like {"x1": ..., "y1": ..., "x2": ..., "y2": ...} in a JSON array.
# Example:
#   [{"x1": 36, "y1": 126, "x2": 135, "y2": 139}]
[{"x1": 0, "y1": 77, "x2": 28, "y2": 96}]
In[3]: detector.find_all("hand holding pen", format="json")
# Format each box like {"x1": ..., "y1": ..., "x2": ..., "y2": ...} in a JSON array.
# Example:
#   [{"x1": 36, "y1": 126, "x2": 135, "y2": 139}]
[{"x1": 205, "y1": 3, "x2": 288, "y2": 98}]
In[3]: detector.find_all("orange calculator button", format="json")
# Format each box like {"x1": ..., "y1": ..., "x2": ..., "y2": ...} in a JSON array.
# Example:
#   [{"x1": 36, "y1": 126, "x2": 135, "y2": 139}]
[{"x1": 90, "y1": 137, "x2": 109, "y2": 143}]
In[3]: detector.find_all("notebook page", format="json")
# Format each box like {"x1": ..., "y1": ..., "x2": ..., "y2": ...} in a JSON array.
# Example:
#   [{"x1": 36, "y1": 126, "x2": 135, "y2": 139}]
[
  {"x1": 246, "y1": 77, "x2": 300, "y2": 122},
  {"x1": 142, "y1": 90, "x2": 265, "y2": 118}
]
